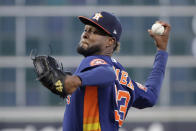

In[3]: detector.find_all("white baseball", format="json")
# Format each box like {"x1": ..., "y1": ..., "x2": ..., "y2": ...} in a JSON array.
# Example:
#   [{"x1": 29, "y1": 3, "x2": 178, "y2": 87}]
[{"x1": 151, "y1": 23, "x2": 165, "y2": 35}]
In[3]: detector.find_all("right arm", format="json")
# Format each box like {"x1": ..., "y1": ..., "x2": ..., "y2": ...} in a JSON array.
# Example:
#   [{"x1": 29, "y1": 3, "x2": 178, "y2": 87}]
[
  {"x1": 132, "y1": 50, "x2": 168, "y2": 108},
  {"x1": 132, "y1": 21, "x2": 171, "y2": 108}
]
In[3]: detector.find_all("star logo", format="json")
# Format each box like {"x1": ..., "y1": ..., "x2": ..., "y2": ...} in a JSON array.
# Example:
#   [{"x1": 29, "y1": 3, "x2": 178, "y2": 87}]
[{"x1": 92, "y1": 13, "x2": 103, "y2": 21}]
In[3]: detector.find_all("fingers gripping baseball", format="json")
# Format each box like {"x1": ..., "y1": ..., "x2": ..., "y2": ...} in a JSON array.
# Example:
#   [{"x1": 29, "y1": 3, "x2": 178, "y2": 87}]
[{"x1": 148, "y1": 21, "x2": 171, "y2": 51}]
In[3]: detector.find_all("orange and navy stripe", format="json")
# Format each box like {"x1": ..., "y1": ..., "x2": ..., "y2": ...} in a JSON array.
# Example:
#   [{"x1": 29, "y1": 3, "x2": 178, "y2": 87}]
[{"x1": 83, "y1": 86, "x2": 101, "y2": 131}]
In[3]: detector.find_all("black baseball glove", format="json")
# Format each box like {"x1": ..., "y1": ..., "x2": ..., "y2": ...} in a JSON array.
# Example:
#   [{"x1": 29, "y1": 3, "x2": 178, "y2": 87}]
[{"x1": 32, "y1": 55, "x2": 71, "y2": 98}]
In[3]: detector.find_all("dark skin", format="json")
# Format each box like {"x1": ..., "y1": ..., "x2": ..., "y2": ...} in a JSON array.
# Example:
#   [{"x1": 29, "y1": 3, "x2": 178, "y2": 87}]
[
  {"x1": 79, "y1": 25, "x2": 116, "y2": 56},
  {"x1": 64, "y1": 21, "x2": 171, "y2": 94}
]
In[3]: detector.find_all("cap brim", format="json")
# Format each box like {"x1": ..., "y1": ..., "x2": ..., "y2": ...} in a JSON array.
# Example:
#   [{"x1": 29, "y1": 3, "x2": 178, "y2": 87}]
[{"x1": 78, "y1": 16, "x2": 111, "y2": 35}]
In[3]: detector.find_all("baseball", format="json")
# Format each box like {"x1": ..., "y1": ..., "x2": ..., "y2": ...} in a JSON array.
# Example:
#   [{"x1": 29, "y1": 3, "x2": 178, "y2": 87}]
[{"x1": 151, "y1": 23, "x2": 165, "y2": 35}]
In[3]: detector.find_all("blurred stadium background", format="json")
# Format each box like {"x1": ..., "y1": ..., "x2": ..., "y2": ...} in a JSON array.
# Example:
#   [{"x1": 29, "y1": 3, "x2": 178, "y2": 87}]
[{"x1": 0, "y1": 0, "x2": 196, "y2": 131}]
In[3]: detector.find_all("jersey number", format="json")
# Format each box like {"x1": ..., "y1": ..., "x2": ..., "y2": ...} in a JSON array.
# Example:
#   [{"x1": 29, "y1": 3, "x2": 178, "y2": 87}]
[{"x1": 115, "y1": 90, "x2": 130, "y2": 127}]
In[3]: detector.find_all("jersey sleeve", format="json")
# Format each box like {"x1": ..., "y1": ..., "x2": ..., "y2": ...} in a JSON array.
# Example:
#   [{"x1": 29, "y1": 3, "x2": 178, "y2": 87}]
[
  {"x1": 75, "y1": 56, "x2": 116, "y2": 87},
  {"x1": 132, "y1": 50, "x2": 168, "y2": 109}
]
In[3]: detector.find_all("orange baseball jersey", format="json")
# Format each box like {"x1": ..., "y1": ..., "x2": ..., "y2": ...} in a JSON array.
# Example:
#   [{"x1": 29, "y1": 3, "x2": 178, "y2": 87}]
[{"x1": 63, "y1": 50, "x2": 168, "y2": 131}]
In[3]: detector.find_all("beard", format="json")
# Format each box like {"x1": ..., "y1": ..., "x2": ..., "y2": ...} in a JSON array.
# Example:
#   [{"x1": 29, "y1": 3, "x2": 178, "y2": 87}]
[{"x1": 77, "y1": 43, "x2": 101, "y2": 57}]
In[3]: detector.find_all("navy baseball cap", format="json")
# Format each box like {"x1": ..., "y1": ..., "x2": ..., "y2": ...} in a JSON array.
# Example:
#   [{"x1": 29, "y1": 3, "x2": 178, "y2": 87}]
[{"x1": 78, "y1": 11, "x2": 122, "y2": 42}]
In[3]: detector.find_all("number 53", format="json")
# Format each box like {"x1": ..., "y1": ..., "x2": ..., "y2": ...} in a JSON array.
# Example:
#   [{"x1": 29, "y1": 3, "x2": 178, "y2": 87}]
[{"x1": 114, "y1": 90, "x2": 130, "y2": 127}]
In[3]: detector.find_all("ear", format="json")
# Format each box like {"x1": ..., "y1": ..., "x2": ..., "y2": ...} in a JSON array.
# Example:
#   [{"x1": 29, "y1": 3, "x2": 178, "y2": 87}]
[{"x1": 106, "y1": 37, "x2": 115, "y2": 48}]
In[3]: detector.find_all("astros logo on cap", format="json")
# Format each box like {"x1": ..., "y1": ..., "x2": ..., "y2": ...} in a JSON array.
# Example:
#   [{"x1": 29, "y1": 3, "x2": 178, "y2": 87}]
[{"x1": 92, "y1": 13, "x2": 103, "y2": 21}]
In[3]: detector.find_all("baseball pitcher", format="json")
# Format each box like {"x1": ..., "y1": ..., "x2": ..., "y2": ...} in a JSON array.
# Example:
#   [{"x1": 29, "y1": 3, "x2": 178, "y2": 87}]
[{"x1": 33, "y1": 11, "x2": 171, "y2": 131}]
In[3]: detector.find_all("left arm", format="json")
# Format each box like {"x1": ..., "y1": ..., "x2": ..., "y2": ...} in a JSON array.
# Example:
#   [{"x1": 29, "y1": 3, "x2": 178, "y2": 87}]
[{"x1": 64, "y1": 65, "x2": 116, "y2": 94}]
